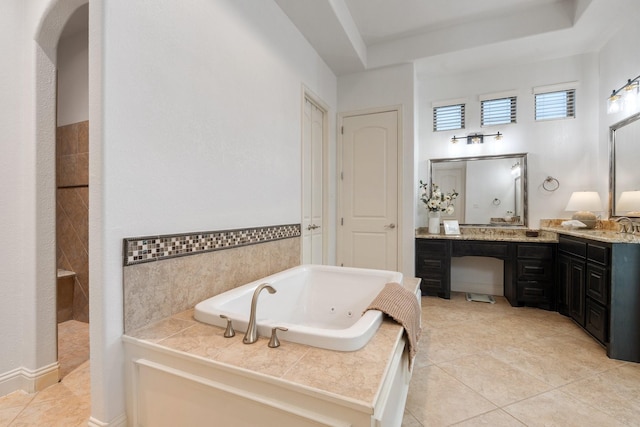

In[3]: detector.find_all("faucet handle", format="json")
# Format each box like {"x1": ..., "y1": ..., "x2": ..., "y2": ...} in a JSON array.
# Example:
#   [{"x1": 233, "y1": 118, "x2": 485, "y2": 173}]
[
  {"x1": 268, "y1": 326, "x2": 288, "y2": 348},
  {"x1": 219, "y1": 315, "x2": 235, "y2": 338}
]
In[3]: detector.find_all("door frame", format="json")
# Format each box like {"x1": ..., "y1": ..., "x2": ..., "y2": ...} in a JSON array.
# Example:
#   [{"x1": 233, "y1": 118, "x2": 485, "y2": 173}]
[
  {"x1": 301, "y1": 86, "x2": 330, "y2": 264},
  {"x1": 337, "y1": 105, "x2": 403, "y2": 271}
]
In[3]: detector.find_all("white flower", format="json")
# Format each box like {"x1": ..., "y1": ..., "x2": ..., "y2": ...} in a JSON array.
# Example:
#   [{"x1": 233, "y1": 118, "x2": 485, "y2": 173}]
[{"x1": 445, "y1": 205, "x2": 454, "y2": 215}]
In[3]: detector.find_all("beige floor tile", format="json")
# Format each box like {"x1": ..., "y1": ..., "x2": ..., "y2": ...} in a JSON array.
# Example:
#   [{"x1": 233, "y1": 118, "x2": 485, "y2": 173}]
[
  {"x1": 453, "y1": 409, "x2": 525, "y2": 426},
  {"x1": 405, "y1": 365, "x2": 497, "y2": 426},
  {"x1": 439, "y1": 354, "x2": 552, "y2": 406},
  {"x1": 559, "y1": 363, "x2": 640, "y2": 425},
  {"x1": 0, "y1": 391, "x2": 33, "y2": 411},
  {"x1": 0, "y1": 406, "x2": 23, "y2": 426},
  {"x1": 8, "y1": 395, "x2": 90, "y2": 427},
  {"x1": 503, "y1": 389, "x2": 627, "y2": 427},
  {"x1": 401, "y1": 409, "x2": 423, "y2": 427}
]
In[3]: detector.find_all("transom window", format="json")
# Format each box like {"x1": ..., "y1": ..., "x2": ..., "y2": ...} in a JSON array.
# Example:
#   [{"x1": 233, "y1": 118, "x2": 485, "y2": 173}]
[
  {"x1": 535, "y1": 89, "x2": 576, "y2": 120},
  {"x1": 433, "y1": 104, "x2": 465, "y2": 131},
  {"x1": 481, "y1": 96, "x2": 516, "y2": 126}
]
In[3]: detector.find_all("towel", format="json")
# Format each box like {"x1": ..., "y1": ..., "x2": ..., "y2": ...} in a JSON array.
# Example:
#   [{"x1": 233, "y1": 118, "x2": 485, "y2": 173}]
[{"x1": 364, "y1": 282, "x2": 421, "y2": 370}]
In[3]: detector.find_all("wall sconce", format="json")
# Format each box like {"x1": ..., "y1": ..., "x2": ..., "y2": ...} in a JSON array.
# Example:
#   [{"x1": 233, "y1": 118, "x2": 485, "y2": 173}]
[
  {"x1": 450, "y1": 132, "x2": 503, "y2": 144},
  {"x1": 607, "y1": 75, "x2": 640, "y2": 114},
  {"x1": 565, "y1": 191, "x2": 603, "y2": 229},
  {"x1": 617, "y1": 190, "x2": 640, "y2": 216}
]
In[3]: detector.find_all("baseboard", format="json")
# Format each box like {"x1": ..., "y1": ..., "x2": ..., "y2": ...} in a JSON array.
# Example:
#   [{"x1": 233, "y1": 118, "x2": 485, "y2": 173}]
[
  {"x1": 88, "y1": 413, "x2": 127, "y2": 427},
  {"x1": 0, "y1": 362, "x2": 60, "y2": 397}
]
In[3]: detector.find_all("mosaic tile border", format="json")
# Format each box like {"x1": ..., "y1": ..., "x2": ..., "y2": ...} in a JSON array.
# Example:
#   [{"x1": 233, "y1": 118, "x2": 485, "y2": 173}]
[{"x1": 123, "y1": 224, "x2": 301, "y2": 266}]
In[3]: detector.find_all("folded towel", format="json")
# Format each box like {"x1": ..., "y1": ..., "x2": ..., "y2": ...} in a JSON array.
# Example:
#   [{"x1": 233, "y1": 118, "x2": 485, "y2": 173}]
[{"x1": 364, "y1": 282, "x2": 421, "y2": 370}]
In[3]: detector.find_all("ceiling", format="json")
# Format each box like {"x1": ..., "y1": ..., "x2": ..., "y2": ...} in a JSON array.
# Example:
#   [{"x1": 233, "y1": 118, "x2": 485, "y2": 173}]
[{"x1": 275, "y1": 0, "x2": 639, "y2": 76}]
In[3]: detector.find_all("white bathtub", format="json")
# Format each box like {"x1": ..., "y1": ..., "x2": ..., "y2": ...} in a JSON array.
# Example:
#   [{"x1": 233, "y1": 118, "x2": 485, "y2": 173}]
[{"x1": 194, "y1": 264, "x2": 403, "y2": 351}]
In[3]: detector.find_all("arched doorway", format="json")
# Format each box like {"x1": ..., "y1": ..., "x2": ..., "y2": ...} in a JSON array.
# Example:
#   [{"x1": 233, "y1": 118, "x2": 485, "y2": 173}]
[{"x1": 33, "y1": 0, "x2": 89, "y2": 391}]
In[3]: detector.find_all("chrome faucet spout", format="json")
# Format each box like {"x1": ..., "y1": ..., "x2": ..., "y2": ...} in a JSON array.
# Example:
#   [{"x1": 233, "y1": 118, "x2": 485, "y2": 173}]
[
  {"x1": 614, "y1": 216, "x2": 636, "y2": 233},
  {"x1": 243, "y1": 283, "x2": 276, "y2": 344}
]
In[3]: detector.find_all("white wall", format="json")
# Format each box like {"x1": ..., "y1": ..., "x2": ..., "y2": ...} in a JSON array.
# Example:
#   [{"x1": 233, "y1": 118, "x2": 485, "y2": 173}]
[
  {"x1": 93, "y1": 0, "x2": 337, "y2": 422},
  {"x1": 417, "y1": 53, "x2": 601, "y2": 229},
  {"x1": 337, "y1": 63, "x2": 416, "y2": 277},
  {"x1": 57, "y1": 30, "x2": 88, "y2": 126},
  {"x1": 598, "y1": 16, "x2": 640, "y2": 204},
  {"x1": 0, "y1": 0, "x2": 28, "y2": 384}
]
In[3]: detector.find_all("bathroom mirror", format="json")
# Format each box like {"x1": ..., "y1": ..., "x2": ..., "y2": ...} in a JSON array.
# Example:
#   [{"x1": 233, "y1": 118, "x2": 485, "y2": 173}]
[
  {"x1": 429, "y1": 153, "x2": 528, "y2": 226},
  {"x1": 610, "y1": 112, "x2": 640, "y2": 218}
]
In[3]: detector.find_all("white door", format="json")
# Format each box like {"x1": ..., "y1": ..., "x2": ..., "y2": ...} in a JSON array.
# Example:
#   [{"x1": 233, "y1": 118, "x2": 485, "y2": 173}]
[
  {"x1": 339, "y1": 110, "x2": 398, "y2": 270},
  {"x1": 302, "y1": 97, "x2": 324, "y2": 264},
  {"x1": 432, "y1": 163, "x2": 466, "y2": 223}
]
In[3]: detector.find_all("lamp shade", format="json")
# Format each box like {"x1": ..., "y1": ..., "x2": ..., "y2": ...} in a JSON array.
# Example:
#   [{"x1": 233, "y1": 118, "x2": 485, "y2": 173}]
[
  {"x1": 565, "y1": 191, "x2": 603, "y2": 212},
  {"x1": 617, "y1": 190, "x2": 640, "y2": 213}
]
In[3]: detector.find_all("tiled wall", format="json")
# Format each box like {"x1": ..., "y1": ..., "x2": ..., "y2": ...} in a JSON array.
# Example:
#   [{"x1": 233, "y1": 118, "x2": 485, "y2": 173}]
[
  {"x1": 123, "y1": 225, "x2": 301, "y2": 332},
  {"x1": 56, "y1": 121, "x2": 90, "y2": 323}
]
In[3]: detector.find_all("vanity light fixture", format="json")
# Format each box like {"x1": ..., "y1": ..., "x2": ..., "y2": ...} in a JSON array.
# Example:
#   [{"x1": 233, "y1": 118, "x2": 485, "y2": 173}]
[
  {"x1": 617, "y1": 190, "x2": 640, "y2": 216},
  {"x1": 450, "y1": 132, "x2": 503, "y2": 144},
  {"x1": 607, "y1": 75, "x2": 640, "y2": 114},
  {"x1": 565, "y1": 191, "x2": 603, "y2": 229}
]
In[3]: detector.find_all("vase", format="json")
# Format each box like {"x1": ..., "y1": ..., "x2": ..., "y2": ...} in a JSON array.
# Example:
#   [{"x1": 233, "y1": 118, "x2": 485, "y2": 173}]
[{"x1": 428, "y1": 211, "x2": 441, "y2": 234}]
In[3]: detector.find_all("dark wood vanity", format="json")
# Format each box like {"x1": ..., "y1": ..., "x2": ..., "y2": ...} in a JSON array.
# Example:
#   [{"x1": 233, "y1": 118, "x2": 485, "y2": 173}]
[{"x1": 416, "y1": 230, "x2": 640, "y2": 362}]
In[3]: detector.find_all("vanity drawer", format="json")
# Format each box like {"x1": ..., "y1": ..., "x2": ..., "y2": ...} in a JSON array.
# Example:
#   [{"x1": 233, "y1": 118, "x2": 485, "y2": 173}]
[
  {"x1": 517, "y1": 281, "x2": 553, "y2": 303},
  {"x1": 559, "y1": 237, "x2": 586, "y2": 258},
  {"x1": 517, "y1": 260, "x2": 553, "y2": 281},
  {"x1": 452, "y1": 241, "x2": 510, "y2": 258},
  {"x1": 587, "y1": 243, "x2": 610, "y2": 266},
  {"x1": 416, "y1": 239, "x2": 450, "y2": 259},
  {"x1": 415, "y1": 258, "x2": 448, "y2": 277},
  {"x1": 517, "y1": 244, "x2": 553, "y2": 259}
]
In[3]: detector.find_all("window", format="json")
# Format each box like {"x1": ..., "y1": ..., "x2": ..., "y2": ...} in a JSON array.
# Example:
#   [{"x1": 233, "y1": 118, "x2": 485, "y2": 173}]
[
  {"x1": 481, "y1": 96, "x2": 516, "y2": 126},
  {"x1": 535, "y1": 89, "x2": 575, "y2": 120},
  {"x1": 433, "y1": 104, "x2": 465, "y2": 131}
]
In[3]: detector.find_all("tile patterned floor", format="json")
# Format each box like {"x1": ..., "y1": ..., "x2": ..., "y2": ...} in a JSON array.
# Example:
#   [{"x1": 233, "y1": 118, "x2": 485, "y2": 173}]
[
  {"x1": 402, "y1": 292, "x2": 640, "y2": 426},
  {"x1": 0, "y1": 321, "x2": 90, "y2": 427},
  {"x1": 2, "y1": 297, "x2": 639, "y2": 426}
]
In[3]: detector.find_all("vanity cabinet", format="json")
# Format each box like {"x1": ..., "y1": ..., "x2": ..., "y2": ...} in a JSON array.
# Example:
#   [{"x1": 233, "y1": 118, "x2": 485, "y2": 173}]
[
  {"x1": 558, "y1": 235, "x2": 640, "y2": 362},
  {"x1": 514, "y1": 243, "x2": 556, "y2": 310},
  {"x1": 415, "y1": 239, "x2": 451, "y2": 298},
  {"x1": 415, "y1": 238, "x2": 555, "y2": 309}
]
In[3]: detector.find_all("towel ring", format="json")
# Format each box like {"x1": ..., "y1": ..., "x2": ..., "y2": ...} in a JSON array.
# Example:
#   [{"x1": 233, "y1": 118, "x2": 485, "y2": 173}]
[
  {"x1": 543, "y1": 176, "x2": 560, "y2": 192},
  {"x1": 492, "y1": 198, "x2": 501, "y2": 205}
]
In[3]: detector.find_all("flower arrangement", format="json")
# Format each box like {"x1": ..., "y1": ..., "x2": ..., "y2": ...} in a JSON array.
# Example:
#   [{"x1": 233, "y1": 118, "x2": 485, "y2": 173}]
[{"x1": 419, "y1": 180, "x2": 459, "y2": 214}]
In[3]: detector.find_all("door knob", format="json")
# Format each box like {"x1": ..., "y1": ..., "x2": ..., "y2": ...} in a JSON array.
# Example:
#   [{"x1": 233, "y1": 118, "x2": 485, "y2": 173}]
[
  {"x1": 385, "y1": 223, "x2": 396, "y2": 229},
  {"x1": 307, "y1": 224, "x2": 320, "y2": 230}
]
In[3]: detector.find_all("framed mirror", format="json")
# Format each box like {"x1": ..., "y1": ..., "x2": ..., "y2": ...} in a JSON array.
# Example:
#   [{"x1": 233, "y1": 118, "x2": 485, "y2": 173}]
[
  {"x1": 429, "y1": 153, "x2": 528, "y2": 226},
  {"x1": 610, "y1": 112, "x2": 640, "y2": 218}
]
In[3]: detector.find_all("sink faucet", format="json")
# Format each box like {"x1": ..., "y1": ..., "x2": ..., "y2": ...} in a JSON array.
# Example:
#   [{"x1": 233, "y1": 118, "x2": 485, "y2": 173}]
[
  {"x1": 243, "y1": 283, "x2": 277, "y2": 344},
  {"x1": 614, "y1": 216, "x2": 637, "y2": 233}
]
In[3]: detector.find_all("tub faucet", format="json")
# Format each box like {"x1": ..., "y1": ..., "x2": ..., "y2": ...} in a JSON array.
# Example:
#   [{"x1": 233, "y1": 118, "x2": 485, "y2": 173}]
[{"x1": 243, "y1": 283, "x2": 277, "y2": 344}]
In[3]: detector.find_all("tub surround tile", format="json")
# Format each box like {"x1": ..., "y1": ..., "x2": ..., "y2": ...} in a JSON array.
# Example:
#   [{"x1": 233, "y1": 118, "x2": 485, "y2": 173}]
[
  {"x1": 124, "y1": 224, "x2": 301, "y2": 266},
  {"x1": 123, "y1": 234, "x2": 301, "y2": 332}
]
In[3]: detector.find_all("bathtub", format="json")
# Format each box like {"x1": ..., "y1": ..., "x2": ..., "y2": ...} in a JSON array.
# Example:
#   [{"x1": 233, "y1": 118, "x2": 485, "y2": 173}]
[{"x1": 194, "y1": 264, "x2": 403, "y2": 351}]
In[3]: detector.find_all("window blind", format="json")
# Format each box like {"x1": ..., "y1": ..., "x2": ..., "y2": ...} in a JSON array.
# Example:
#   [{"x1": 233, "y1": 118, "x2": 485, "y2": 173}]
[
  {"x1": 481, "y1": 96, "x2": 516, "y2": 126},
  {"x1": 433, "y1": 104, "x2": 465, "y2": 131},
  {"x1": 535, "y1": 90, "x2": 575, "y2": 120}
]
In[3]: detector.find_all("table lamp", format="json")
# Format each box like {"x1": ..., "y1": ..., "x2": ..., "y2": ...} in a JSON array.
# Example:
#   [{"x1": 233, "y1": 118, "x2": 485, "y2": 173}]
[
  {"x1": 565, "y1": 191, "x2": 602, "y2": 229},
  {"x1": 617, "y1": 190, "x2": 640, "y2": 216}
]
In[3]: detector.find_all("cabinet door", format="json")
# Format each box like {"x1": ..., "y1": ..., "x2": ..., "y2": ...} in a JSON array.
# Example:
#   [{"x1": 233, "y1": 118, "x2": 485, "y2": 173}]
[
  {"x1": 586, "y1": 298, "x2": 608, "y2": 344},
  {"x1": 586, "y1": 264, "x2": 609, "y2": 306},
  {"x1": 569, "y1": 259, "x2": 586, "y2": 326},
  {"x1": 557, "y1": 254, "x2": 571, "y2": 316}
]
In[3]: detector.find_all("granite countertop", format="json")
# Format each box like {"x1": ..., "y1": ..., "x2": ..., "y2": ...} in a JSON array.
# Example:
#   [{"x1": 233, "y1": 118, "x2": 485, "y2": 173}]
[
  {"x1": 415, "y1": 226, "x2": 558, "y2": 243},
  {"x1": 123, "y1": 277, "x2": 421, "y2": 408},
  {"x1": 540, "y1": 219, "x2": 640, "y2": 244}
]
